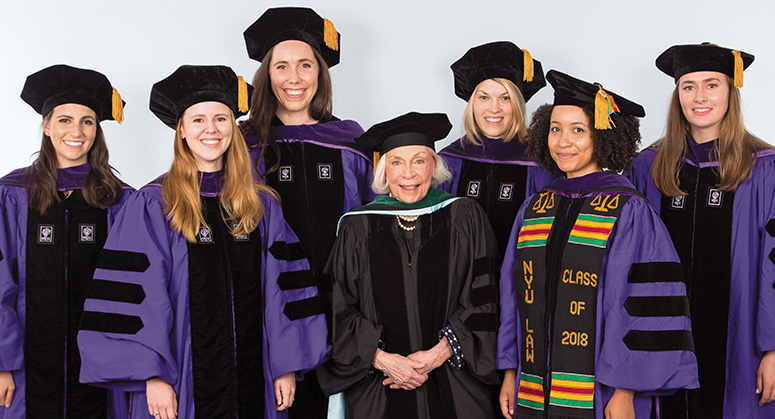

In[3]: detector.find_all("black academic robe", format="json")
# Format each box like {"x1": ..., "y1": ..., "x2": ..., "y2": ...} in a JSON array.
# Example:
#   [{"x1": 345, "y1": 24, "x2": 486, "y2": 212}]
[{"x1": 319, "y1": 196, "x2": 501, "y2": 419}]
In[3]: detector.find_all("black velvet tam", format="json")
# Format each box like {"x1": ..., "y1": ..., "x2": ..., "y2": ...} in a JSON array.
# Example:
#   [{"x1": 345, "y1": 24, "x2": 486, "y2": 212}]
[
  {"x1": 149, "y1": 65, "x2": 252, "y2": 129},
  {"x1": 21, "y1": 64, "x2": 123, "y2": 121},
  {"x1": 546, "y1": 70, "x2": 645, "y2": 118},
  {"x1": 451, "y1": 41, "x2": 546, "y2": 102},
  {"x1": 244, "y1": 7, "x2": 340, "y2": 67},
  {"x1": 656, "y1": 42, "x2": 754, "y2": 83},
  {"x1": 355, "y1": 112, "x2": 452, "y2": 156}
]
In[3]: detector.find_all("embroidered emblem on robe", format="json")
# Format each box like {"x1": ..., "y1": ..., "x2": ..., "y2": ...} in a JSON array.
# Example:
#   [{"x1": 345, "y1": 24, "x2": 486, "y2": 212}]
[
  {"x1": 467, "y1": 180, "x2": 481, "y2": 198},
  {"x1": 197, "y1": 227, "x2": 214, "y2": 244},
  {"x1": 317, "y1": 163, "x2": 333, "y2": 181},
  {"x1": 79, "y1": 223, "x2": 95, "y2": 243},
  {"x1": 278, "y1": 165, "x2": 293, "y2": 183},
  {"x1": 38, "y1": 224, "x2": 54, "y2": 244},
  {"x1": 707, "y1": 187, "x2": 723, "y2": 207},
  {"x1": 499, "y1": 183, "x2": 515, "y2": 201}
]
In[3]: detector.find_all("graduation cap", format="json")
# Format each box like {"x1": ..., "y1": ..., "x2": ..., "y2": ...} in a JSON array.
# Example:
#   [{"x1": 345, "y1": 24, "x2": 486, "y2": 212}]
[
  {"x1": 21, "y1": 64, "x2": 124, "y2": 123},
  {"x1": 355, "y1": 112, "x2": 452, "y2": 166},
  {"x1": 546, "y1": 70, "x2": 645, "y2": 130},
  {"x1": 244, "y1": 7, "x2": 340, "y2": 67},
  {"x1": 149, "y1": 65, "x2": 252, "y2": 129},
  {"x1": 656, "y1": 42, "x2": 754, "y2": 88},
  {"x1": 451, "y1": 41, "x2": 546, "y2": 102}
]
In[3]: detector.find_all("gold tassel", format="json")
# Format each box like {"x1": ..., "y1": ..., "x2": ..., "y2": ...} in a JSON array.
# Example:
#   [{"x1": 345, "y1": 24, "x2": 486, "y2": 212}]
[
  {"x1": 323, "y1": 18, "x2": 339, "y2": 51},
  {"x1": 372, "y1": 151, "x2": 380, "y2": 176},
  {"x1": 522, "y1": 49, "x2": 534, "y2": 82},
  {"x1": 594, "y1": 86, "x2": 611, "y2": 130},
  {"x1": 111, "y1": 87, "x2": 124, "y2": 123},
  {"x1": 732, "y1": 50, "x2": 744, "y2": 88},
  {"x1": 237, "y1": 76, "x2": 249, "y2": 112}
]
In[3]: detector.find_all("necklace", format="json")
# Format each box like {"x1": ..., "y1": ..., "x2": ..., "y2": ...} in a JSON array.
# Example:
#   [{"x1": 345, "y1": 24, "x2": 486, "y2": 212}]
[{"x1": 396, "y1": 215, "x2": 418, "y2": 231}]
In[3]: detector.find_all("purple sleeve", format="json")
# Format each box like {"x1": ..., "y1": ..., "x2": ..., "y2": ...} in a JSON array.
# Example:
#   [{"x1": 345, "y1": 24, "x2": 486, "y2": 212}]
[
  {"x1": 0, "y1": 186, "x2": 23, "y2": 371},
  {"x1": 755, "y1": 158, "x2": 775, "y2": 353},
  {"x1": 496, "y1": 198, "x2": 530, "y2": 371},
  {"x1": 596, "y1": 197, "x2": 699, "y2": 393},
  {"x1": 261, "y1": 196, "x2": 330, "y2": 380},
  {"x1": 626, "y1": 150, "x2": 663, "y2": 214},
  {"x1": 78, "y1": 189, "x2": 179, "y2": 391},
  {"x1": 341, "y1": 149, "x2": 375, "y2": 208},
  {"x1": 526, "y1": 166, "x2": 554, "y2": 196},
  {"x1": 438, "y1": 153, "x2": 462, "y2": 194}
]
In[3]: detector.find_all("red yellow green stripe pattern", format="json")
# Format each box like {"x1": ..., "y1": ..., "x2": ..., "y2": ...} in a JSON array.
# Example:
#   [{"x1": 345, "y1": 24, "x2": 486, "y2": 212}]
[
  {"x1": 517, "y1": 372, "x2": 545, "y2": 410},
  {"x1": 568, "y1": 214, "x2": 617, "y2": 248},
  {"x1": 549, "y1": 372, "x2": 595, "y2": 409},
  {"x1": 517, "y1": 217, "x2": 554, "y2": 249}
]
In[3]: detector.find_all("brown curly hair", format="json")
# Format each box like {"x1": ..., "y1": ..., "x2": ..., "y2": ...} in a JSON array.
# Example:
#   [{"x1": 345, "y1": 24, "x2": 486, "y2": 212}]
[{"x1": 527, "y1": 104, "x2": 641, "y2": 176}]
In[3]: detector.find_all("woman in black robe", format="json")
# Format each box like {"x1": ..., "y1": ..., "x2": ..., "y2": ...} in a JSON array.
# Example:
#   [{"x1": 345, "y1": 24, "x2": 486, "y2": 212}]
[{"x1": 318, "y1": 112, "x2": 501, "y2": 418}]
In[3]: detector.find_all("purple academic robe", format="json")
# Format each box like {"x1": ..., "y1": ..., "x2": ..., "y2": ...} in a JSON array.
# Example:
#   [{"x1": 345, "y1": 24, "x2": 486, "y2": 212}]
[
  {"x1": 628, "y1": 140, "x2": 775, "y2": 418},
  {"x1": 0, "y1": 163, "x2": 133, "y2": 419},
  {"x1": 245, "y1": 119, "x2": 372, "y2": 418},
  {"x1": 77, "y1": 171, "x2": 329, "y2": 419},
  {"x1": 497, "y1": 172, "x2": 699, "y2": 418},
  {"x1": 438, "y1": 137, "x2": 553, "y2": 256}
]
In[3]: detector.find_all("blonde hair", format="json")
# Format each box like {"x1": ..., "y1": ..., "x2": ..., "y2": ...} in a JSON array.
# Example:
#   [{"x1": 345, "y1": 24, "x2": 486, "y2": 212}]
[
  {"x1": 371, "y1": 148, "x2": 452, "y2": 195},
  {"x1": 462, "y1": 78, "x2": 527, "y2": 146},
  {"x1": 162, "y1": 113, "x2": 278, "y2": 242},
  {"x1": 651, "y1": 75, "x2": 772, "y2": 196}
]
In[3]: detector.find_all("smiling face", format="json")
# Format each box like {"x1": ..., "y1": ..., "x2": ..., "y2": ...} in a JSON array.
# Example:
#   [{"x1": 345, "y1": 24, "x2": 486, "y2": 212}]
[
  {"x1": 179, "y1": 101, "x2": 233, "y2": 172},
  {"x1": 269, "y1": 40, "x2": 320, "y2": 125},
  {"x1": 472, "y1": 79, "x2": 514, "y2": 139},
  {"x1": 678, "y1": 71, "x2": 730, "y2": 143},
  {"x1": 43, "y1": 103, "x2": 98, "y2": 168},
  {"x1": 548, "y1": 105, "x2": 600, "y2": 178},
  {"x1": 384, "y1": 145, "x2": 436, "y2": 204}
]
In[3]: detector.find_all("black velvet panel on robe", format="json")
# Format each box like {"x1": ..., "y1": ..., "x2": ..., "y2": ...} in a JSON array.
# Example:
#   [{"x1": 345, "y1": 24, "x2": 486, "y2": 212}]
[
  {"x1": 25, "y1": 190, "x2": 109, "y2": 419},
  {"x1": 266, "y1": 142, "x2": 344, "y2": 419},
  {"x1": 454, "y1": 160, "x2": 527, "y2": 254},
  {"x1": 369, "y1": 213, "x2": 458, "y2": 418},
  {"x1": 658, "y1": 166, "x2": 733, "y2": 419},
  {"x1": 187, "y1": 197, "x2": 264, "y2": 419},
  {"x1": 265, "y1": 143, "x2": 344, "y2": 279}
]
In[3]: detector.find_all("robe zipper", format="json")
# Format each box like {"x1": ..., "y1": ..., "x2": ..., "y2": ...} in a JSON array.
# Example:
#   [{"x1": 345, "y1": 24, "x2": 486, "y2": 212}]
[
  {"x1": 223, "y1": 221, "x2": 240, "y2": 419},
  {"x1": 62, "y1": 200, "x2": 70, "y2": 417}
]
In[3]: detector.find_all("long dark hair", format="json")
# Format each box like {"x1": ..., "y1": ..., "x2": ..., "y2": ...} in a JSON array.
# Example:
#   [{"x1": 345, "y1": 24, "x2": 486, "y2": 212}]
[
  {"x1": 244, "y1": 45, "x2": 333, "y2": 178},
  {"x1": 26, "y1": 113, "x2": 124, "y2": 214}
]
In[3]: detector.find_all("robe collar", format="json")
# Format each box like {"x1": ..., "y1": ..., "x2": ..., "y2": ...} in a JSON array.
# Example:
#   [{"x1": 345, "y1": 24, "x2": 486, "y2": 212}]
[
  {"x1": 369, "y1": 187, "x2": 452, "y2": 209},
  {"x1": 686, "y1": 134, "x2": 718, "y2": 163},
  {"x1": 459, "y1": 136, "x2": 527, "y2": 160},
  {"x1": 549, "y1": 171, "x2": 632, "y2": 192},
  {"x1": 199, "y1": 170, "x2": 224, "y2": 197},
  {"x1": 56, "y1": 162, "x2": 91, "y2": 191}
]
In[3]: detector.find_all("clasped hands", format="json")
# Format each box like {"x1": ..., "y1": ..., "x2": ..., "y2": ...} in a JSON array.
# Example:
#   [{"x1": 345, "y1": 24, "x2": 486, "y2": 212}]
[{"x1": 372, "y1": 339, "x2": 453, "y2": 391}]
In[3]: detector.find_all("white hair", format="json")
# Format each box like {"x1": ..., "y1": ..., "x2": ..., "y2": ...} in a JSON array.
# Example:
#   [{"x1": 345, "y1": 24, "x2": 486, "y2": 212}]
[{"x1": 371, "y1": 147, "x2": 452, "y2": 195}]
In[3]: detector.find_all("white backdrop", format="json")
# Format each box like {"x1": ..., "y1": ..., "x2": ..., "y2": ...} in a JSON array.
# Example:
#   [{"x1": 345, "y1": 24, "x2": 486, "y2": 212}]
[{"x1": 2, "y1": 0, "x2": 773, "y2": 188}]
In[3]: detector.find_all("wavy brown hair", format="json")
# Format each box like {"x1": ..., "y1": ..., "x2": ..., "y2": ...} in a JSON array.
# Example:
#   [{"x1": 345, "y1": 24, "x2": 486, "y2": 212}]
[
  {"x1": 26, "y1": 112, "x2": 124, "y2": 215},
  {"x1": 650, "y1": 75, "x2": 771, "y2": 196},
  {"x1": 162, "y1": 114, "x2": 278, "y2": 243},
  {"x1": 527, "y1": 104, "x2": 641, "y2": 176},
  {"x1": 243, "y1": 46, "x2": 333, "y2": 179}
]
